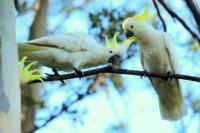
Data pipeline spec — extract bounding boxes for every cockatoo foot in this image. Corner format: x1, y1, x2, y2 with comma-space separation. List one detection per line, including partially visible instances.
141, 70, 148, 78
46, 68, 66, 85
74, 68, 84, 79
166, 71, 173, 80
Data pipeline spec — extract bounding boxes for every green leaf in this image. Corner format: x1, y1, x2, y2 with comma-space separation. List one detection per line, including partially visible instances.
18, 56, 43, 84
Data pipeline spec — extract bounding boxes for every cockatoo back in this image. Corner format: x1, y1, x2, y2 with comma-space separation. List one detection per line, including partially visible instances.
26, 32, 99, 51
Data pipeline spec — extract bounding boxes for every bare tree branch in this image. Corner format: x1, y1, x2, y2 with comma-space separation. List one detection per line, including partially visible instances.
28, 104, 67, 133
14, 0, 37, 15
152, 0, 167, 32
28, 65, 200, 132
157, 0, 200, 43
30, 65, 200, 83
14, 0, 28, 13
29, 87, 91, 133
14, 0, 21, 12
29, 0, 48, 39
184, 0, 200, 31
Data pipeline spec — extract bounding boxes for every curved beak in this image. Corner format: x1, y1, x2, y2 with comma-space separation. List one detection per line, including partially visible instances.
108, 55, 121, 65
124, 30, 134, 38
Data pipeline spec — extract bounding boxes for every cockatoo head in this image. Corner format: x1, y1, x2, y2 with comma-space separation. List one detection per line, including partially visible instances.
107, 45, 128, 65
122, 4, 155, 42
105, 32, 134, 65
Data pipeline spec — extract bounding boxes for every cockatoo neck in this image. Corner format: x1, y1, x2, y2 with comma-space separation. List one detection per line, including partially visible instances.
94, 46, 111, 64
137, 26, 160, 47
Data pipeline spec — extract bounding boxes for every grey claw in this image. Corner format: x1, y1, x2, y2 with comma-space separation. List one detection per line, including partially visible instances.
141, 70, 147, 78
74, 68, 84, 79
166, 71, 172, 80
46, 68, 66, 85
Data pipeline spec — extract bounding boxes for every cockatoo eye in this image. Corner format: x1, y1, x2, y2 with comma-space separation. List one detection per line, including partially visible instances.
130, 25, 134, 28
109, 50, 113, 53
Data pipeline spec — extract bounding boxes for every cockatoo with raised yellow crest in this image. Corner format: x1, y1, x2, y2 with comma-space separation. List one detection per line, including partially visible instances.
122, 5, 187, 121
19, 32, 133, 78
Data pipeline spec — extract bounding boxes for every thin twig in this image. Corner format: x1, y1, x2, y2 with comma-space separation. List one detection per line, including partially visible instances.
157, 0, 200, 43
29, 88, 91, 133
152, 0, 167, 32
184, 0, 200, 31
30, 65, 200, 83
28, 104, 67, 133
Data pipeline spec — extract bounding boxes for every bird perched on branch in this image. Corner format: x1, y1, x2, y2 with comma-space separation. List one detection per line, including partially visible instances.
122, 5, 187, 121
18, 32, 133, 79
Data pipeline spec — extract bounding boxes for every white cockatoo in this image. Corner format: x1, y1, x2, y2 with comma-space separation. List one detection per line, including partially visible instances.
122, 5, 187, 121
19, 32, 133, 78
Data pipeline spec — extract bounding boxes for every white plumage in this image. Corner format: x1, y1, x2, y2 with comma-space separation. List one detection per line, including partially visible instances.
122, 20, 187, 121
19, 32, 128, 72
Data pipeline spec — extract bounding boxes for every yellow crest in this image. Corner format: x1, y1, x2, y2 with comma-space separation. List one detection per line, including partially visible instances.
131, 4, 150, 22
105, 32, 136, 48
122, 37, 137, 46
105, 32, 120, 48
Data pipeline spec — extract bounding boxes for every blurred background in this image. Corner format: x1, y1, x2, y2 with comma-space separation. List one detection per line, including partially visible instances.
15, 0, 200, 133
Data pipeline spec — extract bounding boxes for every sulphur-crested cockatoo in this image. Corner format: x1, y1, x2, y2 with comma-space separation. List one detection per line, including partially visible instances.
122, 5, 187, 121
19, 32, 132, 77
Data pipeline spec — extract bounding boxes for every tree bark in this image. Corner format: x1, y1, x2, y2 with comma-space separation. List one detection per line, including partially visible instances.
29, 0, 48, 39
21, 0, 48, 132
0, 0, 20, 133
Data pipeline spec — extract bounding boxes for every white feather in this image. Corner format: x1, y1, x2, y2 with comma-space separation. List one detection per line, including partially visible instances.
122, 20, 187, 121
19, 32, 128, 71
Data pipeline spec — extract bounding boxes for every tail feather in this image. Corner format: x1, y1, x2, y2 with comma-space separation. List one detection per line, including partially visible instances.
151, 78, 187, 121
159, 97, 187, 121
18, 44, 46, 52
18, 44, 46, 59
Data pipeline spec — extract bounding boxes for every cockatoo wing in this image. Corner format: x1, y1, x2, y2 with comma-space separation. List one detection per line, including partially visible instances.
19, 33, 104, 71
139, 35, 187, 121
162, 32, 179, 73
18, 44, 47, 52
160, 33, 187, 120
139, 48, 146, 70
25, 33, 98, 52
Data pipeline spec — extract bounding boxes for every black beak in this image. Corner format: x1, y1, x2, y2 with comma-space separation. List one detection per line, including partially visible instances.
108, 55, 121, 65
125, 30, 134, 38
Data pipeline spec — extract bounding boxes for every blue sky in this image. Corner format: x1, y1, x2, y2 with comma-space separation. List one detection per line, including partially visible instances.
16, 0, 200, 133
